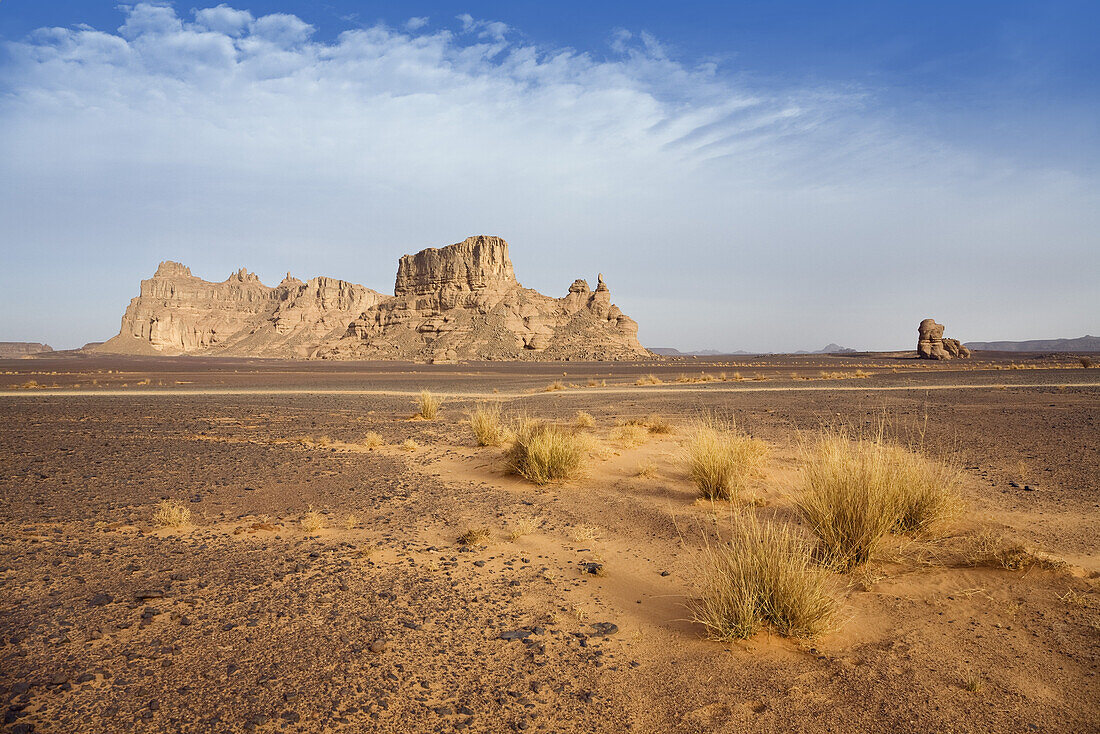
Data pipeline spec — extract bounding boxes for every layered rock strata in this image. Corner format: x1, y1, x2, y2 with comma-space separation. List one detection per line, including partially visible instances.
97, 236, 649, 361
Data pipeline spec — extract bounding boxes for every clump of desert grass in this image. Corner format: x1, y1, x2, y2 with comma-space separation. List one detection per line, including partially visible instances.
1080, 357, 1095, 369
505, 420, 593, 485
400, 438, 420, 451
635, 374, 663, 386
573, 411, 596, 428
684, 418, 769, 501
544, 380, 567, 392
507, 516, 539, 541
797, 428, 963, 570
634, 461, 658, 478
458, 527, 492, 546
609, 423, 649, 448
416, 390, 442, 420
468, 402, 510, 446
691, 512, 837, 641
962, 529, 1059, 571
344, 513, 359, 529
152, 499, 192, 528
619, 414, 673, 434
361, 431, 384, 448
300, 506, 325, 535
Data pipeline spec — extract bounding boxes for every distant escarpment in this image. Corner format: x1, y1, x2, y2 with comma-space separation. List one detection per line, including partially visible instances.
96, 236, 649, 361
964, 335, 1100, 353
0, 342, 53, 358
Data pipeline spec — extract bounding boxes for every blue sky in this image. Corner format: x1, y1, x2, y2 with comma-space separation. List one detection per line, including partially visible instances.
0, 1, 1097, 350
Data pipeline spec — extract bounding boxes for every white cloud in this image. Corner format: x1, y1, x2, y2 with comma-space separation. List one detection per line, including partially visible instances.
0, 3, 1096, 350
193, 4, 254, 36
405, 17, 429, 32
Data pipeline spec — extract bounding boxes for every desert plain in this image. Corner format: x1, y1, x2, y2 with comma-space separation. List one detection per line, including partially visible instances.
1, 352, 1097, 733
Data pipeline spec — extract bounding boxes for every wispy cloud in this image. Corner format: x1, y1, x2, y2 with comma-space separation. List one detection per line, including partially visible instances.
0, 3, 1095, 349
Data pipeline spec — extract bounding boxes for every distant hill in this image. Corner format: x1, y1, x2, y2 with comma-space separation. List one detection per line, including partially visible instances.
0, 342, 53, 358
792, 343, 857, 355
964, 335, 1100, 352
649, 347, 759, 356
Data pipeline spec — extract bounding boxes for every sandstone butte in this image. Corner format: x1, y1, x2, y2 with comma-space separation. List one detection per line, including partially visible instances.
917, 318, 971, 360
94, 236, 650, 362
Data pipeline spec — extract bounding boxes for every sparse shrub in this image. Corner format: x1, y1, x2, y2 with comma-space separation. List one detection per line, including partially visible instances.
573, 411, 596, 428
1080, 357, 1095, 369
506, 421, 592, 485
362, 431, 384, 448
635, 374, 663, 386
610, 423, 649, 447
798, 431, 963, 570
963, 530, 1052, 571
416, 390, 442, 420
152, 499, 192, 528
401, 438, 419, 451
692, 513, 837, 641
458, 527, 491, 546
544, 381, 567, 392
964, 669, 984, 693
571, 525, 599, 544
643, 413, 672, 434
344, 513, 359, 529
300, 506, 324, 534
468, 402, 508, 446
507, 517, 539, 541
685, 419, 769, 500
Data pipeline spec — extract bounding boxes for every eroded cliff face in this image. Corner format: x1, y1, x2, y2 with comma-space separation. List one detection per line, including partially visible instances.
97, 264, 384, 358
917, 318, 971, 360
97, 236, 649, 361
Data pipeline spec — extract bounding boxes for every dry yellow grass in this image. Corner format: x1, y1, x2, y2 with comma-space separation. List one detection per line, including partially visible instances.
635, 461, 658, 478
468, 402, 509, 446
416, 390, 442, 420
300, 507, 325, 534
506, 421, 592, 485
692, 512, 837, 641
344, 513, 359, 529
963, 530, 1057, 571
458, 527, 492, 546
635, 374, 663, 386
544, 381, 567, 392
609, 423, 649, 448
685, 419, 769, 500
152, 499, 192, 528
570, 524, 600, 544
798, 430, 963, 570
573, 411, 596, 428
361, 431, 384, 448
400, 438, 420, 451
507, 516, 539, 541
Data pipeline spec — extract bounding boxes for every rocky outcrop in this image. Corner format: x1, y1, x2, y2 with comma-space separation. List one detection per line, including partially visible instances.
97, 236, 649, 361
917, 319, 971, 360
0, 342, 53, 358
322, 237, 647, 361
96, 263, 384, 358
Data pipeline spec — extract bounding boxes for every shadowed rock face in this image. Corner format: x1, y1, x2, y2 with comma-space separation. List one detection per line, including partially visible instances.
96, 236, 649, 361
918, 318, 971, 360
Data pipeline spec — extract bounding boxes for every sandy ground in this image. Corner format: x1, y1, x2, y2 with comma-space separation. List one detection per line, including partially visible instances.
1, 354, 1097, 733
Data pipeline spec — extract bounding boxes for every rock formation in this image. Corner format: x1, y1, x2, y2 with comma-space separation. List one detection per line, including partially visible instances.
0, 342, 53, 358
97, 236, 649, 361
917, 318, 971, 360
96, 263, 384, 358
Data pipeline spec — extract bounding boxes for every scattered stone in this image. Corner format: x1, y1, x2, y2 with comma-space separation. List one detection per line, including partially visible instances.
369, 639, 388, 654
134, 590, 164, 601
88, 593, 114, 607
499, 630, 533, 641
590, 622, 619, 637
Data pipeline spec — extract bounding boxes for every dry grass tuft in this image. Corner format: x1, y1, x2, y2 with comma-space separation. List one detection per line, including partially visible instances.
300, 506, 325, 534
635, 374, 663, 386
798, 430, 964, 570
506, 421, 592, 485
507, 517, 539, 541
416, 390, 442, 420
692, 513, 837, 641
685, 419, 769, 500
610, 423, 649, 448
458, 527, 492, 546
963, 530, 1057, 571
573, 411, 596, 428
468, 402, 509, 446
635, 461, 658, 478
544, 381, 567, 392
361, 431, 384, 448
570, 525, 600, 545
152, 499, 192, 528
963, 669, 984, 693
400, 438, 420, 451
